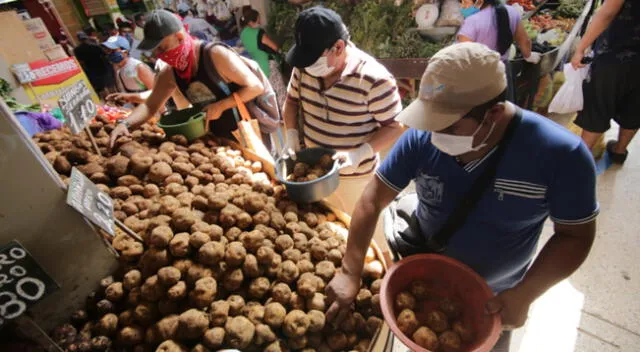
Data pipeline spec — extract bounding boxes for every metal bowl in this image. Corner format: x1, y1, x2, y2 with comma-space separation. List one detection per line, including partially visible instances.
275, 147, 340, 204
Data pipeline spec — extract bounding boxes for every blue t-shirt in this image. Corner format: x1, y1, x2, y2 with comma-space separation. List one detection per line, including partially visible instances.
377, 110, 599, 293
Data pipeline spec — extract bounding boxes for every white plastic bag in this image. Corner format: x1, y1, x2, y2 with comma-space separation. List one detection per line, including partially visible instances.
548, 63, 589, 114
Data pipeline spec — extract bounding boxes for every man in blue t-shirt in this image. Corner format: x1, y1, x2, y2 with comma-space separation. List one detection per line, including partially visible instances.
325, 43, 598, 349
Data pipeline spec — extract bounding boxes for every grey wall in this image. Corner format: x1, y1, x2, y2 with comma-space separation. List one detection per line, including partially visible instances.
0, 99, 118, 333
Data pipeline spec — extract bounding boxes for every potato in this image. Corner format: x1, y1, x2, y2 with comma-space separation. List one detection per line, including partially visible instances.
306, 292, 326, 311
310, 241, 328, 261
439, 297, 463, 320
269, 211, 286, 230
94, 313, 118, 336
413, 326, 439, 350
126, 288, 142, 307
140, 275, 164, 302
315, 261, 336, 282
172, 208, 197, 232
117, 325, 144, 346
223, 268, 244, 291
148, 162, 172, 183
248, 277, 270, 299
169, 232, 191, 257
178, 309, 209, 339
90, 336, 112, 351
225, 226, 242, 241
242, 254, 261, 278
277, 260, 299, 284
242, 229, 265, 253
256, 246, 276, 265
326, 331, 348, 351
425, 310, 449, 333
150, 225, 174, 249
142, 184, 160, 198
363, 260, 384, 280
297, 273, 323, 298
222, 316, 255, 350
283, 248, 302, 263
225, 241, 247, 267
270, 283, 292, 305
111, 186, 132, 200
189, 231, 210, 249
366, 316, 383, 337
203, 327, 225, 349
409, 280, 430, 300
157, 340, 187, 352
158, 266, 181, 287
139, 248, 171, 278
210, 300, 230, 326
105, 282, 124, 302
370, 279, 382, 295
452, 321, 474, 343
296, 259, 314, 274
371, 294, 382, 315
106, 155, 130, 178
282, 309, 309, 338
254, 323, 276, 345
198, 241, 225, 266
307, 310, 325, 332
189, 277, 218, 308
275, 235, 294, 252
227, 295, 245, 316
186, 264, 213, 286
130, 153, 153, 176
396, 309, 419, 336
264, 340, 288, 352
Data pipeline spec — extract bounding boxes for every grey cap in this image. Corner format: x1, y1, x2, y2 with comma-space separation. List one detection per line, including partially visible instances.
137, 10, 183, 51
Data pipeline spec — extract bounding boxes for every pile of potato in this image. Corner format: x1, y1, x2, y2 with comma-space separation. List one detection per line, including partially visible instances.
286, 155, 334, 183
38, 116, 385, 352
394, 281, 474, 351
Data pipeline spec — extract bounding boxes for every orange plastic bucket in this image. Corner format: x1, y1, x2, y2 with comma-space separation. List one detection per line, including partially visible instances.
380, 254, 502, 351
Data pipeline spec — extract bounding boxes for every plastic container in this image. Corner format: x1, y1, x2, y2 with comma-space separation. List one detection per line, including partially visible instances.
275, 147, 340, 204
380, 254, 501, 352
157, 107, 207, 141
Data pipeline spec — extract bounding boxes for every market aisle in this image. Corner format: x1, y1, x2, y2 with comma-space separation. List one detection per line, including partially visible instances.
511, 122, 640, 352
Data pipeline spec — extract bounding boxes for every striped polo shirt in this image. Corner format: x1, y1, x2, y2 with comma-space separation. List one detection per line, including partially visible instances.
286, 46, 402, 176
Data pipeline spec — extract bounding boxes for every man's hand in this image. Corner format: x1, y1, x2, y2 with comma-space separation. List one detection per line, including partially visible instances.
325, 268, 361, 327
333, 143, 374, 174
109, 123, 130, 150
485, 287, 534, 330
106, 92, 138, 104
204, 101, 226, 121
571, 50, 586, 70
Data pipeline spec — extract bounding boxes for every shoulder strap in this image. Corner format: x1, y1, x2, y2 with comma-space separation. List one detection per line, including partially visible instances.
429, 109, 523, 252
201, 42, 233, 96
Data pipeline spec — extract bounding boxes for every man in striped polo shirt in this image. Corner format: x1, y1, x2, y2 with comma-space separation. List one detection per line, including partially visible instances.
283, 6, 404, 214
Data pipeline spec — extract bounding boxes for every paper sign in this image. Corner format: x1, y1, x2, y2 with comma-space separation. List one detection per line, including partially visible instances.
59, 80, 97, 134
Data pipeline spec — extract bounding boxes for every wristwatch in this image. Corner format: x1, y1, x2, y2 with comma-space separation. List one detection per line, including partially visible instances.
117, 119, 131, 129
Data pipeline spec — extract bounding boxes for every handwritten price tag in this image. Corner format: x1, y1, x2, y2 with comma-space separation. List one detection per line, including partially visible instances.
59, 80, 97, 134
0, 241, 59, 326
66, 168, 115, 236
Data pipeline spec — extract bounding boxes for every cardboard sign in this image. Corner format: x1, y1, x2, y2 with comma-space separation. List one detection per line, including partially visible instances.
23, 18, 56, 51
66, 168, 115, 236
0, 241, 59, 327
11, 63, 36, 84
59, 81, 97, 134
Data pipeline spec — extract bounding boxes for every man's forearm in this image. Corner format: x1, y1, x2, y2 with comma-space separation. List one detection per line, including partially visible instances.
368, 121, 404, 153
513, 223, 595, 301
341, 191, 384, 276
577, 4, 620, 53
125, 103, 153, 128
283, 100, 299, 130
219, 84, 264, 111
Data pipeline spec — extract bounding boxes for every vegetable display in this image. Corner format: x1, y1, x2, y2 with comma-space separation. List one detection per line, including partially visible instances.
38, 116, 386, 351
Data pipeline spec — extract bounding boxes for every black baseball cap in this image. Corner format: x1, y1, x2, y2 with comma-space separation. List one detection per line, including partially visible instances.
286, 7, 347, 68
137, 10, 184, 51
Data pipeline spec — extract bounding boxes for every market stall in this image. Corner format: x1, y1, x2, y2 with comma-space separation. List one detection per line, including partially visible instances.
268, 0, 593, 107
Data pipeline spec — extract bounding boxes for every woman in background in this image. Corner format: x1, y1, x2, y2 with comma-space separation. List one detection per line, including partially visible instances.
457, 0, 539, 100
239, 7, 286, 107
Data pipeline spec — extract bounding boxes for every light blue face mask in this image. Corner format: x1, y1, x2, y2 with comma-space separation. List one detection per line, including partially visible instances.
461, 3, 481, 18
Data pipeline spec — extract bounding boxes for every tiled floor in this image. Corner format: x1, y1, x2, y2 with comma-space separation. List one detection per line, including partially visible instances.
378, 116, 640, 351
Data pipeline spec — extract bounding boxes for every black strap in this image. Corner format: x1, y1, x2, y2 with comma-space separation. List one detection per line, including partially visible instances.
429, 109, 523, 252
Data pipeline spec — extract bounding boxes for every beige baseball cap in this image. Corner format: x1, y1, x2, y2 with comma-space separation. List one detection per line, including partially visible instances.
397, 42, 507, 131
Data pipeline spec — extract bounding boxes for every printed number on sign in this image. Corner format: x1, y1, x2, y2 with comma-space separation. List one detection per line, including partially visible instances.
0, 254, 15, 270
16, 277, 46, 301
0, 292, 26, 320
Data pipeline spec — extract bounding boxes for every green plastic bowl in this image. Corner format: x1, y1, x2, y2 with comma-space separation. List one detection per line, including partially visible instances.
157, 107, 207, 141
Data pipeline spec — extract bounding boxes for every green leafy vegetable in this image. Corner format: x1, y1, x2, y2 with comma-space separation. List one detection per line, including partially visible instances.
0, 78, 40, 112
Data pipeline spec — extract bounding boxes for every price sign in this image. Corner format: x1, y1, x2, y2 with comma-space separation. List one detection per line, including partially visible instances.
0, 241, 59, 326
59, 80, 97, 134
11, 63, 36, 84
66, 168, 115, 236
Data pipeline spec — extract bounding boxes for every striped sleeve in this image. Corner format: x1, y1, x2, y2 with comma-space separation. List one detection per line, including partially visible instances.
368, 77, 402, 125
286, 68, 301, 103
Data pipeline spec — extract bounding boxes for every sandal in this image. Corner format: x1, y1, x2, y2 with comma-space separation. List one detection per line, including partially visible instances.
606, 140, 628, 164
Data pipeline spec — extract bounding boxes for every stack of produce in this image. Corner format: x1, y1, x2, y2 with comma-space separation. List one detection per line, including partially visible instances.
36, 117, 386, 352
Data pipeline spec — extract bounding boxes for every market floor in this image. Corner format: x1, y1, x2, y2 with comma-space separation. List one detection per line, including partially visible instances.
378, 116, 640, 352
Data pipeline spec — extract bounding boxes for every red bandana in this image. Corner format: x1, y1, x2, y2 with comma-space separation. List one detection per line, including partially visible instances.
158, 34, 195, 82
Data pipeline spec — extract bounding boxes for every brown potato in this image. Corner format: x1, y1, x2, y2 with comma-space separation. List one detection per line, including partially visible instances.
156, 340, 187, 352
283, 309, 309, 338
264, 302, 286, 328
425, 310, 449, 333
452, 321, 474, 343
123, 270, 142, 290
225, 242, 247, 267
105, 282, 124, 302
169, 233, 191, 257
306, 292, 326, 311
253, 323, 277, 345
396, 309, 419, 336
210, 300, 230, 326
248, 277, 270, 299
140, 275, 164, 302
227, 295, 245, 316
167, 281, 187, 301
189, 277, 218, 309
150, 226, 174, 249
439, 330, 462, 352
270, 283, 292, 305
307, 310, 325, 332
315, 261, 336, 282
413, 326, 439, 350
242, 254, 261, 278
224, 316, 255, 349
223, 268, 244, 291
148, 161, 172, 184
177, 309, 209, 339
277, 260, 299, 284
203, 327, 225, 349
117, 325, 145, 346
395, 291, 416, 311
439, 297, 463, 320
197, 241, 225, 266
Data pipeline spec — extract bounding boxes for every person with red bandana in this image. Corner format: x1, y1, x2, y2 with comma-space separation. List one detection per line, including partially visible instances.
108, 9, 265, 148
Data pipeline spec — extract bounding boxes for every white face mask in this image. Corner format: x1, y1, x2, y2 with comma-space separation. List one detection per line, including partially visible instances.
305, 55, 334, 77
431, 116, 496, 156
